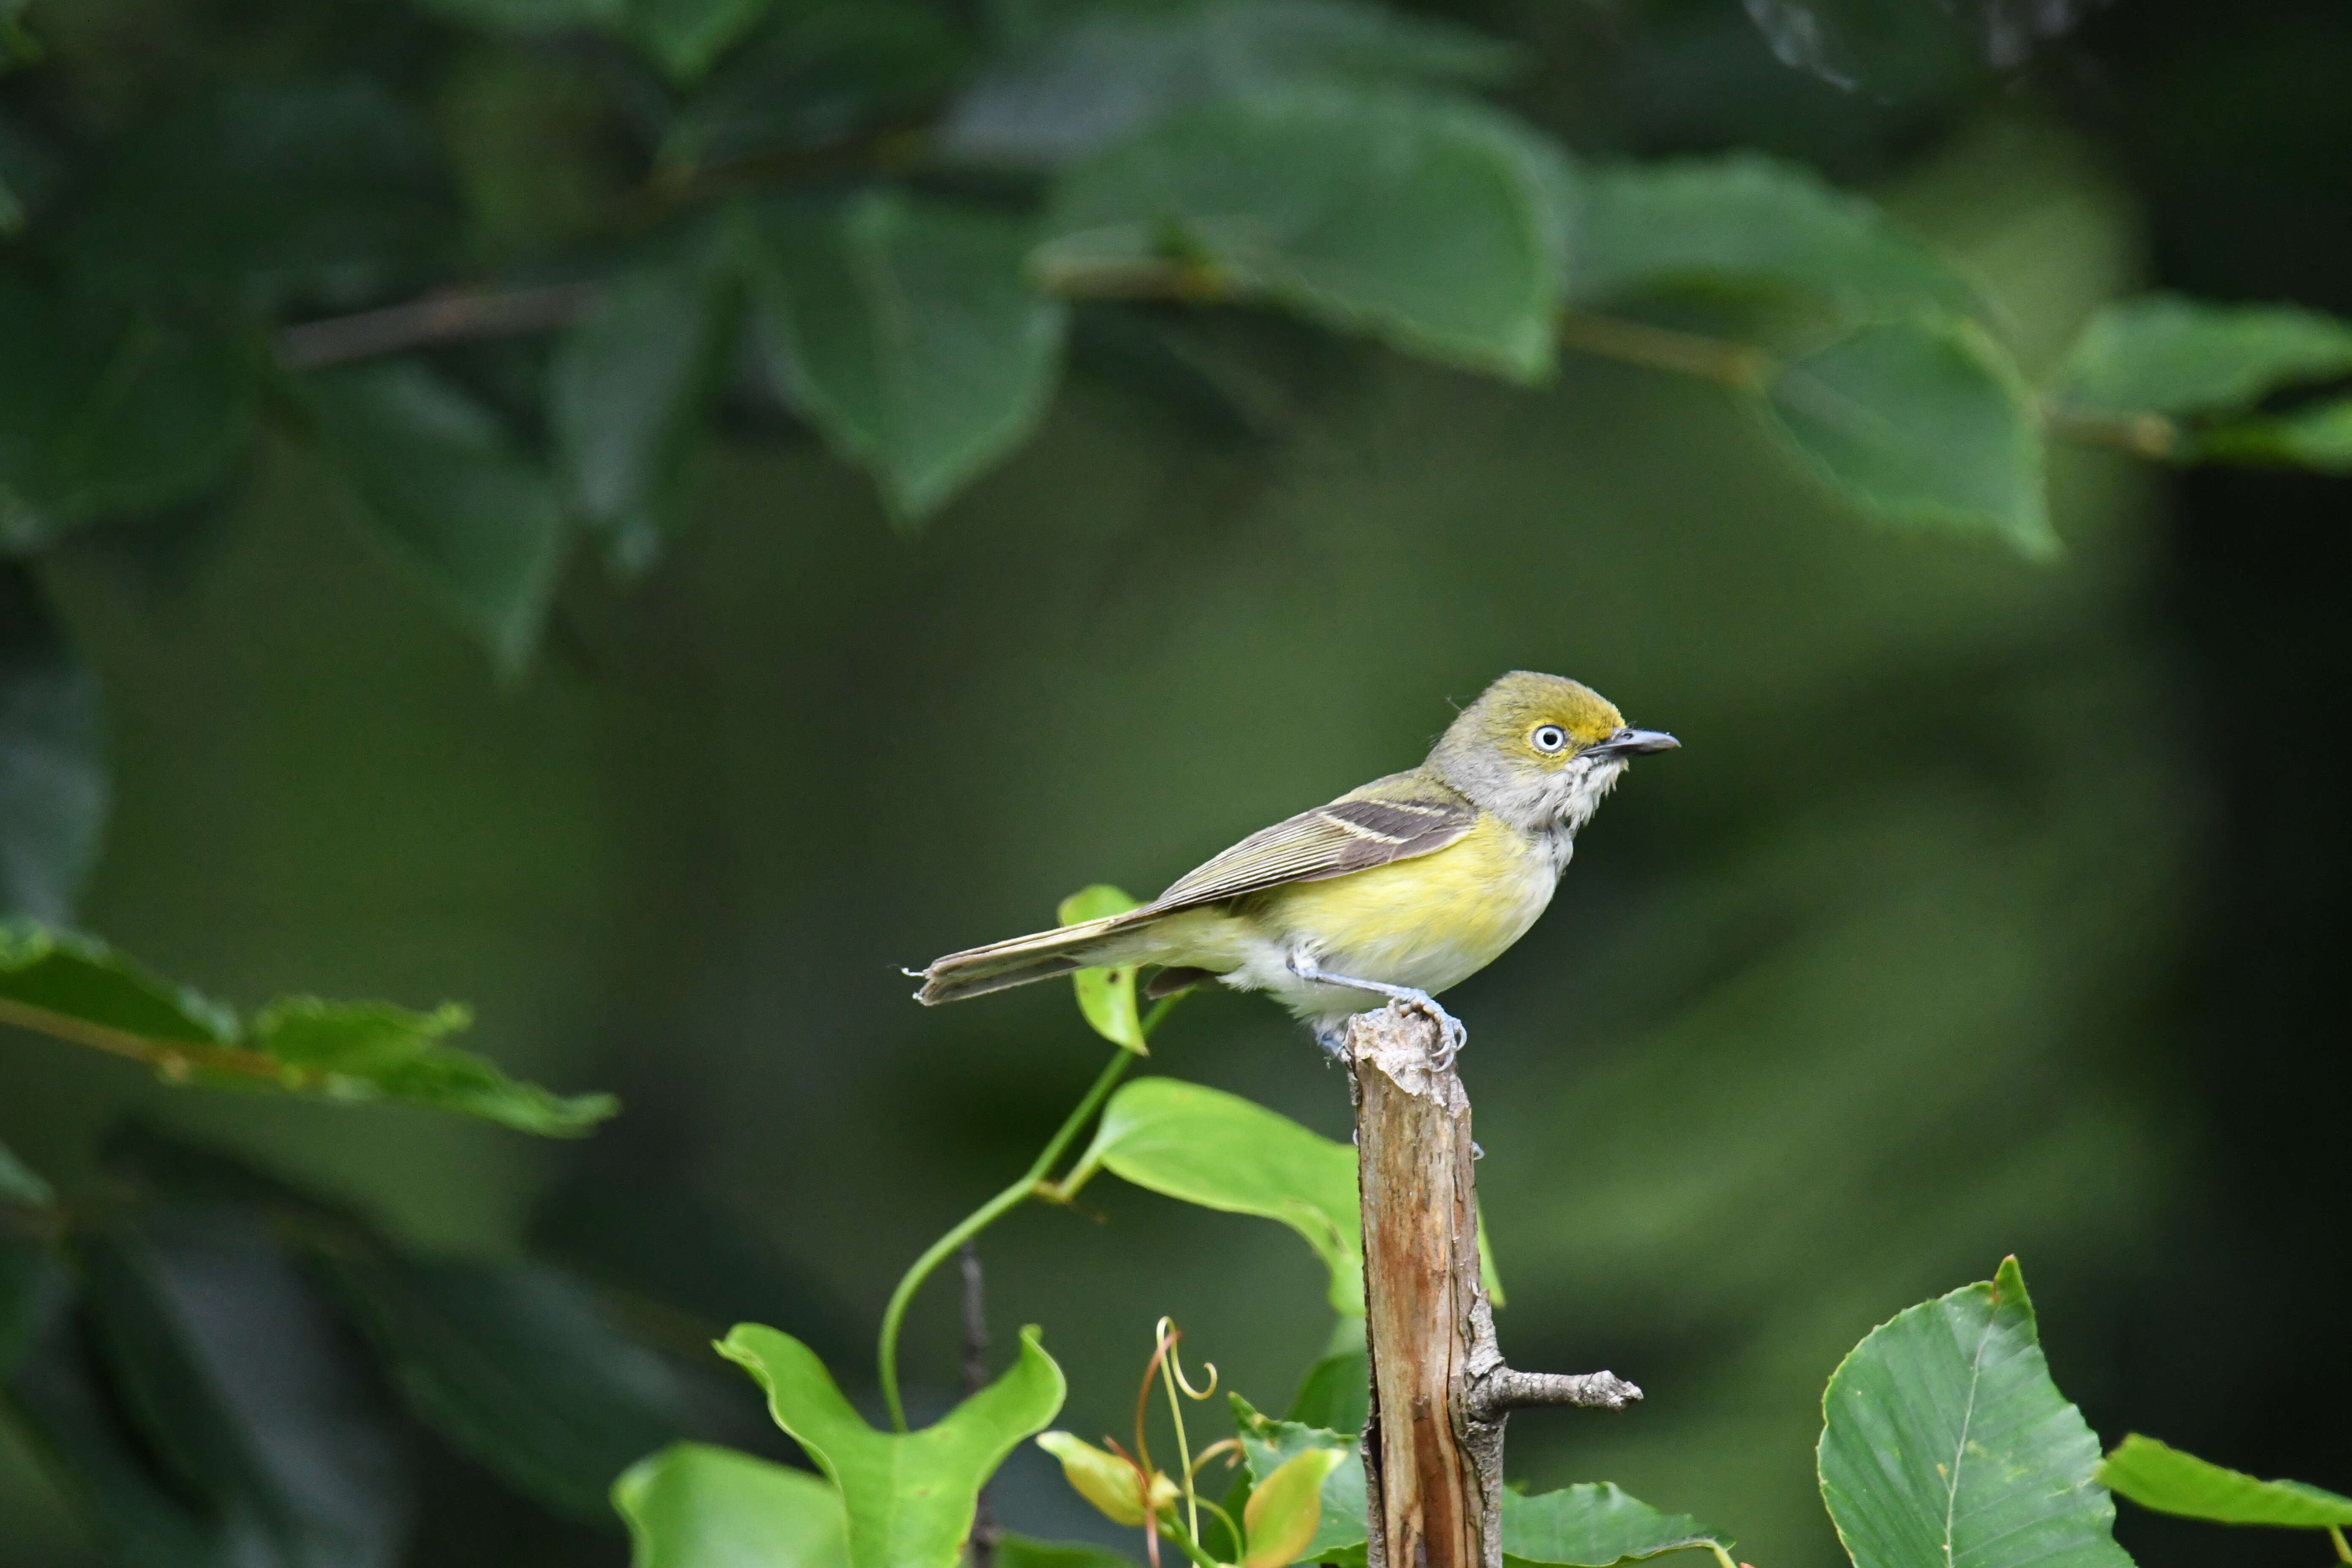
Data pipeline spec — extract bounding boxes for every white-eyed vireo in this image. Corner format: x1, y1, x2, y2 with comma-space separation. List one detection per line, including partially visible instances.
915, 672, 1677, 1058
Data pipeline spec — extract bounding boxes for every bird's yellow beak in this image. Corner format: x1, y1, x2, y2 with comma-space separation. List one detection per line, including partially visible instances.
1585, 727, 1680, 759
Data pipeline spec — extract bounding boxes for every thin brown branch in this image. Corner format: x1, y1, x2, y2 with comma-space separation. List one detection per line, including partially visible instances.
1468, 1366, 1642, 1421
277, 282, 602, 370
0, 996, 287, 1084
961, 1241, 1000, 1568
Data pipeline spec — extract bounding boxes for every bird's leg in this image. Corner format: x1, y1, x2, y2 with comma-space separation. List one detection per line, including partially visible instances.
1286, 955, 1468, 1069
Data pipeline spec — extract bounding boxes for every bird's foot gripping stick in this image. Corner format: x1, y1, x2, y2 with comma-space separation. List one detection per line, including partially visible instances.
1289, 955, 1470, 1070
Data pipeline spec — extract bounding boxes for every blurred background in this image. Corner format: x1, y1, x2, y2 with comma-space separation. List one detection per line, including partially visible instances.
3, 1, 2349, 1566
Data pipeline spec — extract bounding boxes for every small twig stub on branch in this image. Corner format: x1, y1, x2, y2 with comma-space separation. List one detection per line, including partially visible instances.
1349, 1003, 1640, 1568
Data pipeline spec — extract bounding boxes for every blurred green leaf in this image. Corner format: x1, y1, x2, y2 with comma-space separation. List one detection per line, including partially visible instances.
630, 0, 776, 81
0, 565, 106, 923
1042, 85, 1563, 383
1500, 1486, 1730, 1567
2052, 294, 2352, 418
660, 3, 967, 172
0, 286, 256, 548
1818, 1256, 2129, 1568
328, 1257, 686, 1521
1285, 1348, 1367, 1435
1759, 314, 2052, 553
5, 1289, 241, 1568
0, 1135, 49, 1205
416, 0, 626, 33
1244, 1445, 1345, 1567
1566, 153, 1985, 322
61, 81, 452, 312
0, 1234, 55, 1376
75, 1216, 414, 1568
550, 253, 736, 573
0, 922, 617, 1134
996, 1538, 1141, 1568
1057, 883, 1146, 1052
719, 1321, 1065, 1568
243, 997, 618, 1134
1231, 1395, 1366, 1566
300, 359, 569, 677
614, 1441, 848, 1568
2096, 1434, 2352, 1529
2201, 397, 2352, 471
939, 0, 1519, 169
1071, 1077, 1504, 1315
750, 192, 1067, 523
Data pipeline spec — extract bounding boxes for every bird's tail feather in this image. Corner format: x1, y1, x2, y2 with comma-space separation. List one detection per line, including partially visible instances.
914, 908, 1160, 1005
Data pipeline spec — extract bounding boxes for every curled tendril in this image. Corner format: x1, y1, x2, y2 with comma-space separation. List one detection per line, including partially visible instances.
1155, 1317, 1219, 1400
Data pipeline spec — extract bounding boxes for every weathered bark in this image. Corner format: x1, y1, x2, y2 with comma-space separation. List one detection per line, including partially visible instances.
1350, 1006, 1642, 1568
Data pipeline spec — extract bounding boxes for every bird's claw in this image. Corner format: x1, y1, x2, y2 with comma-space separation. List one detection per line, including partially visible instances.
1391, 991, 1467, 1073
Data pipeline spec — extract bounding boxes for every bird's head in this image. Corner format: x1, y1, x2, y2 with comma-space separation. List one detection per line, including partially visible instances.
1428, 670, 1679, 834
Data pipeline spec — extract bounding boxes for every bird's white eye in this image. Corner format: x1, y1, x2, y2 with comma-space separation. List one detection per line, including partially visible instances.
1531, 724, 1569, 754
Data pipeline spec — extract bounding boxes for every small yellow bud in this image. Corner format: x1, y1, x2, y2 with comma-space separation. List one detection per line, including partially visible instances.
1036, 1431, 1179, 1527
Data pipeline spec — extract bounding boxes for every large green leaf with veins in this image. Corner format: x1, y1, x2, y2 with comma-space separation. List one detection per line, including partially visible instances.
1818, 1257, 2130, 1568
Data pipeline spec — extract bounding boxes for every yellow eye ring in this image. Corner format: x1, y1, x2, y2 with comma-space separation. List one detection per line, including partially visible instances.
1530, 724, 1568, 754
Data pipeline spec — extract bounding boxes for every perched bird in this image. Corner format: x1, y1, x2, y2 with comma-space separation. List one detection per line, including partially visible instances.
914, 672, 1677, 1059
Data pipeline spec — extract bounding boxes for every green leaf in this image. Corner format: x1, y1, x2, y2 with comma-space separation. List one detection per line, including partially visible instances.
0, 566, 106, 923
996, 1538, 1141, 1568
1818, 1256, 2130, 1568
72, 1217, 414, 1568
1500, 1486, 1731, 1567
1057, 883, 1146, 1052
1245, 1446, 1346, 1567
749, 192, 1067, 523
0, 285, 255, 548
657, 3, 967, 174
300, 359, 569, 677
2096, 1434, 2352, 1530
1072, 1077, 1503, 1315
614, 1441, 849, 1568
0, 921, 617, 1134
1759, 315, 2053, 554
417, 0, 627, 32
1565, 153, 1985, 322
1285, 1348, 1368, 1436
550, 253, 734, 572
939, 0, 1519, 169
4, 1283, 242, 1568
60, 80, 453, 312
0, 1135, 49, 1205
328, 1257, 686, 1520
1231, 1396, 1367, 1566
2052, 294, 2352, 418
629, 0, 775, 82
0, 1234, 56, 1375
2201, 397, 2352, 471
720, 1322, 1065, 1568
1041, 85, 1564, 383
243, 997, 618, 1135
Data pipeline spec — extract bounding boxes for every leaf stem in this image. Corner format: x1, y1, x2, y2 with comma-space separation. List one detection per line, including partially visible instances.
1154, 1511, 1224, 1568
0, 996, 287, 1085
2328, 1525, 2350, 1564
1554, 310, 1772, 389
877, 1043, 1138, 1431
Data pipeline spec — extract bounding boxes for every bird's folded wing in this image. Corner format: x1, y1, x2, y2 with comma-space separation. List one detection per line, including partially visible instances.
1150, 780, 1477, 909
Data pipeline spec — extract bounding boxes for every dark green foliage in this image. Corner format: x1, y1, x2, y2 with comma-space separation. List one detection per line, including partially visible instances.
0, 566, 105, 922
2097, 1435, 2352, 1530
